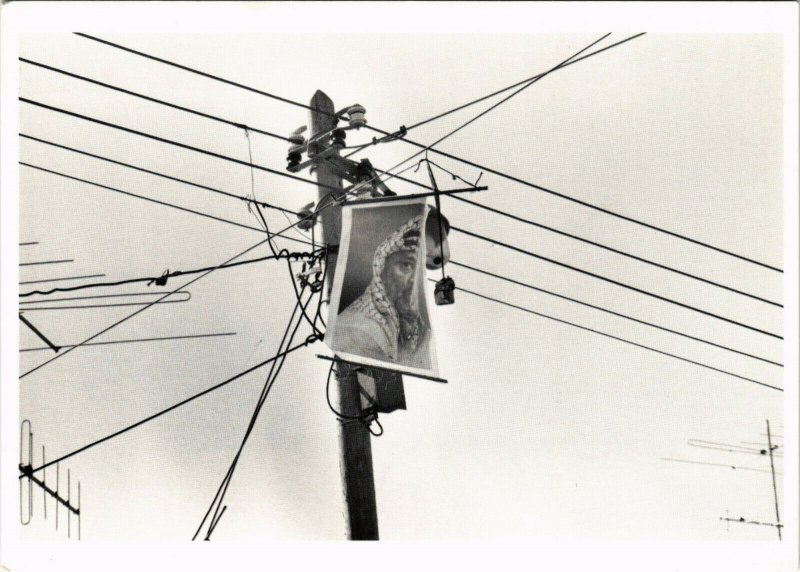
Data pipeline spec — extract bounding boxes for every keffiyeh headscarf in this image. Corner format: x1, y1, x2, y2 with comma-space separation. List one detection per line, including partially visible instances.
346, 214, 424, 360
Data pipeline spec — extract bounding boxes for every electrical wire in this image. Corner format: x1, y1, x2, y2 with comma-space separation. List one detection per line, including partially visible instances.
194, 284, 317, 540
450, 260, 781, 367
20, 57, 290, 142
325, 362, 371, 421
20, 259, 74, 267
195, 295, 306, 540
21, 134, 300, 216
20, 250, 320, 298
448, 195, 780, 307
20, 162, 314, 248
19, 97, 340, 194
368, 161, 780, 307
18, 298, 191, 312
20, 332, 236, 353
18, 215, 296, 379
70, 32, 782, 272
74, 33, 338, 119
402, 35, 630, 133
242, 127, 307, 242
27, 44, 778, 303
23, 333, 322, 477
365, 33, 617, 194
20, 273, 106, 286
445, 281, 782, 392
451, 226, 781, 339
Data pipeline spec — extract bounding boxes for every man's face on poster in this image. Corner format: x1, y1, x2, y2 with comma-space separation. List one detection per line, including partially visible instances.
381, 250, 417, 315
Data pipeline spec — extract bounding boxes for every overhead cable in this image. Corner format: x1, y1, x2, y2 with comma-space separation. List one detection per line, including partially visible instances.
452, 226, 781, 339
20, 273, 106, 286
70, 32, 780, 272
19, 98, 337, 194
20, 332, 237, 353
20, 162, 312, 248
21, 334, 322, 476
451, 260, 781, 367
19, 58, 289, 142
448, 281, 782, 392
368, 33, 619, 191
383, 161, 779, 307
20, 250, 318, 299
21, 134, 299, 216
449, 195, 780, 307
19, 220, 284, 379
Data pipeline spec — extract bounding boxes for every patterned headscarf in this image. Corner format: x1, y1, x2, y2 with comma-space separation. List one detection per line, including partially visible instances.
345, 214, 425, 360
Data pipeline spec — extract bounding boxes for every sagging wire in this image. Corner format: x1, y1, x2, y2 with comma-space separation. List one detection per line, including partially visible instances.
418, 154, 457, 304
324, 361, 384, 437
243, 127, 307, 245
194, 283, 317, 541
19, 249, 322, 298
286, 255, 327, 339
425, 157, 483, 189
424, 154, 448, 282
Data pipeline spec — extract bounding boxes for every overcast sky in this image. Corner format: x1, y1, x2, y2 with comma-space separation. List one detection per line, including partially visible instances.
2, 3, 798, 572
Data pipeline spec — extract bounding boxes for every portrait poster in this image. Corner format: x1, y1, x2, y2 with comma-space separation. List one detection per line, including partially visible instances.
325, 198, 439, 378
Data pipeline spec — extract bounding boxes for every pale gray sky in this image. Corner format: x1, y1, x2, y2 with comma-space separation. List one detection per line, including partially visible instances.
2, 3, 798, 572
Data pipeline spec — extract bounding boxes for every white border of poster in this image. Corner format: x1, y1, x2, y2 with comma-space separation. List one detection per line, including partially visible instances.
325, 197, 440, 379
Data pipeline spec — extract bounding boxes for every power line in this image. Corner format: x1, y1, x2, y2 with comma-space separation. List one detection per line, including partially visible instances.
22, 155, 360, 312
18, 160, 338, 379
22, 335, 321, 476
19, 223, 281, 379
17, 298, 191, 312
19, 98, 339, 194
20, 162, 312, 248
21, 134, 300, 217
74, 33, 335, 118
451, 260, 781, 367
452, 226, 781, 340
361, 163, 780, 308
20, 290, 191, 311
403, 34, 636, 133
370, 33, 619, 192
20, 332, 236, 353
447, 281, 782, 392
20, 273, 106, 286
70, 32, 782, 273
448, 195, 781, 307
20, 252, 319, 299
20, 259, 74, 267
194, 283, 314, 540
405, 147, 781, 273
20, 58, 289, 142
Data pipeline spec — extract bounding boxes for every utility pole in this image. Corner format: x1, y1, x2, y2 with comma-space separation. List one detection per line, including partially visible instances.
309, 90, 379, 540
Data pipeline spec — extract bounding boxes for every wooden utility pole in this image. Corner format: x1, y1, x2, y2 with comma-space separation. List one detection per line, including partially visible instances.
309, 90, 379, 540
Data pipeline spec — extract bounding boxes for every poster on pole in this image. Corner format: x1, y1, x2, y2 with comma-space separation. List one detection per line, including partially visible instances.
326, 197, 439, 378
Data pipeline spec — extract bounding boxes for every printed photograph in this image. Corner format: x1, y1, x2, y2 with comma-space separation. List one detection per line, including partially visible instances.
326, 199, 438, 376
0, 3, 797, 572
